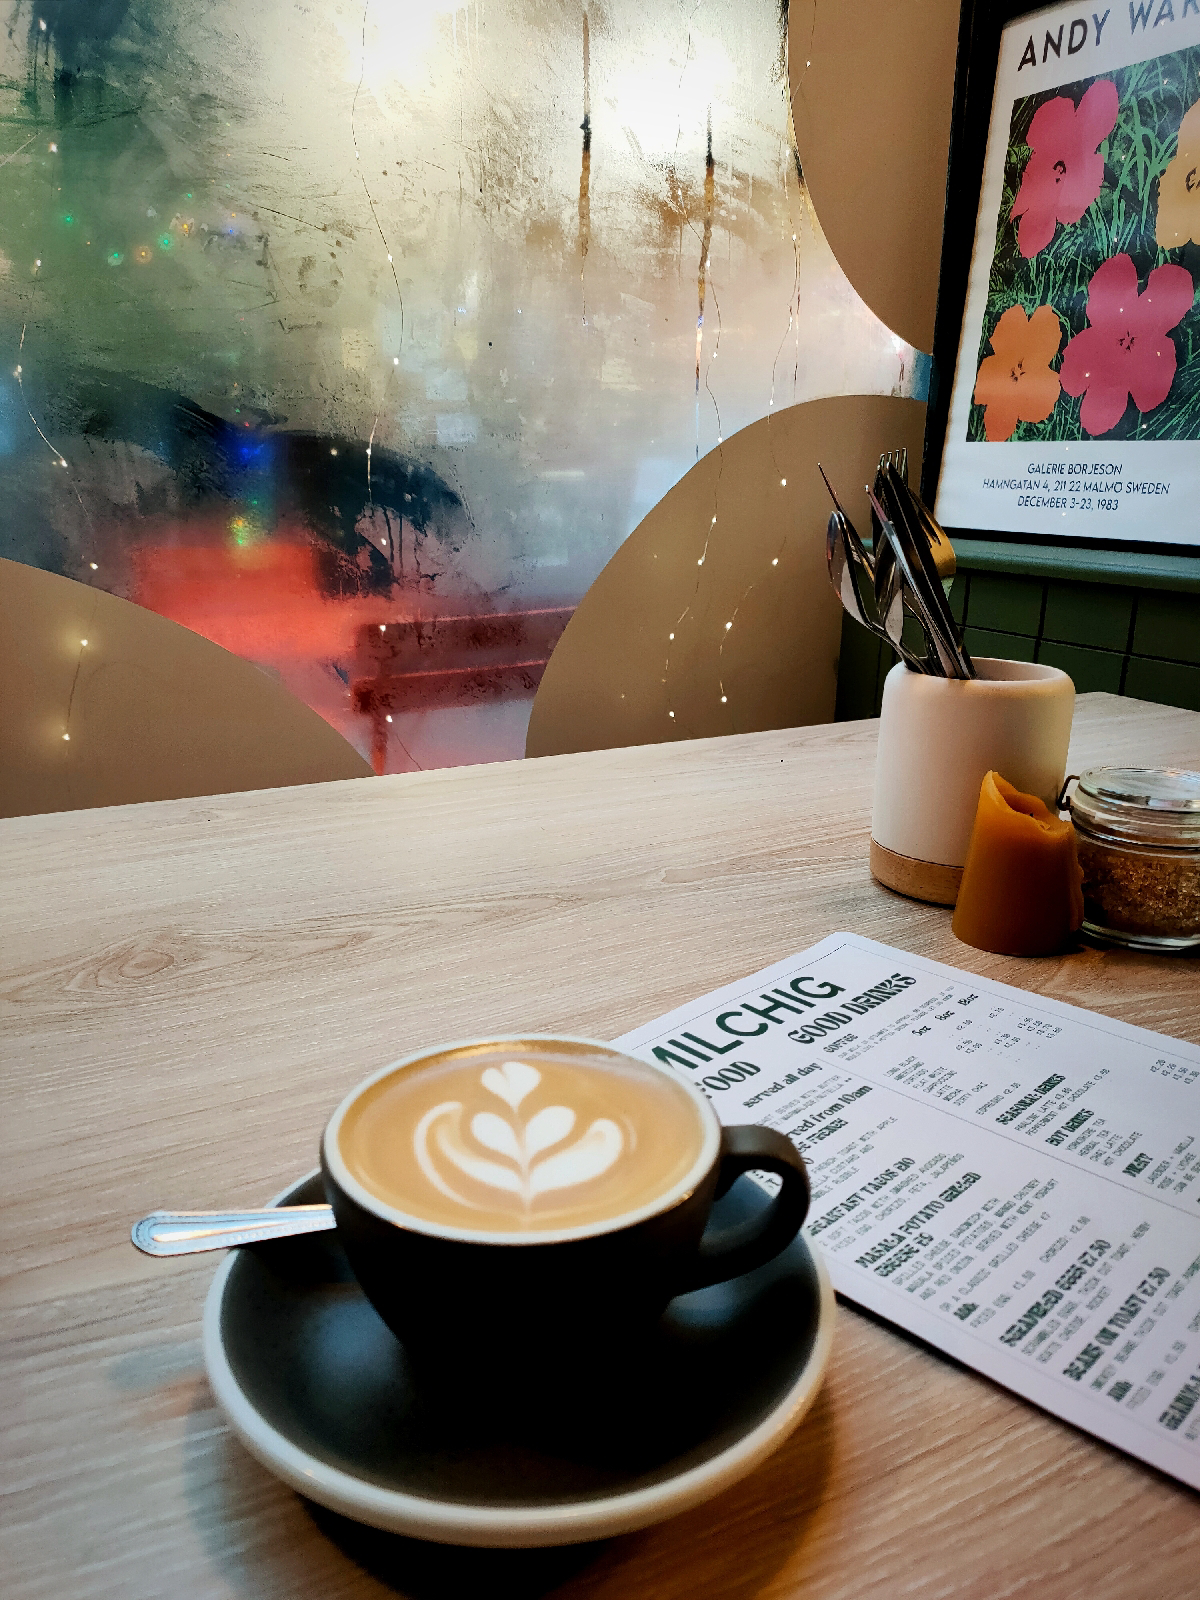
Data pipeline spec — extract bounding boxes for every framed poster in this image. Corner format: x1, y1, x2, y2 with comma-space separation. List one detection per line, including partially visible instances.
927, 0, 1200, 551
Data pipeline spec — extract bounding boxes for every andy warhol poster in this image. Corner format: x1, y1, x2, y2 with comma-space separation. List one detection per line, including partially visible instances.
936, 0, 1200, 546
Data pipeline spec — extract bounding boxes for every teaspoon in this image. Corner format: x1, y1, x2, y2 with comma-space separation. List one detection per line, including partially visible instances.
132, 1205, 336, 1257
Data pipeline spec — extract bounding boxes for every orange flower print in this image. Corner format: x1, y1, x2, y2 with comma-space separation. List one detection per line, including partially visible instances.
1156, 99, 1200, 249
973, 304, 1063, 442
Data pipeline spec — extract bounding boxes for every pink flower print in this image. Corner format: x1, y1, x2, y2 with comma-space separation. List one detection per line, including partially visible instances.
1059, 254, 1195, 436
1010, 79, 1119, 258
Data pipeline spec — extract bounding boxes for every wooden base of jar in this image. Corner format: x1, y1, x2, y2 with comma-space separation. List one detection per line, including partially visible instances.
869, 838, 963, 907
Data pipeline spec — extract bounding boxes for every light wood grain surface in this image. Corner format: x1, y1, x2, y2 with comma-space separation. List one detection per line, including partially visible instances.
2, 692, 1198, 1600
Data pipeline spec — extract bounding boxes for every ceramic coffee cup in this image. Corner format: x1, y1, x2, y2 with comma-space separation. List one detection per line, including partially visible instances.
320, 1035, 810, 1367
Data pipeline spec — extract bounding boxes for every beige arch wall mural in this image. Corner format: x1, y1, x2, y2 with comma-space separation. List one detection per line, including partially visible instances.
788, 0, 963, 355
526, 396, 928, 757
0, 559, 370, 818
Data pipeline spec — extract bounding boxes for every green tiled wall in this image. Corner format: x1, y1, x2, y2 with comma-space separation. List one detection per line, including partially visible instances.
834, 569, 1200, 721
1133, 593, 1200, 664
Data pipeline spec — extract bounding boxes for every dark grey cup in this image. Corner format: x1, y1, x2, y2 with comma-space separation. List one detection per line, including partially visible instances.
319, 1038, 810, 1372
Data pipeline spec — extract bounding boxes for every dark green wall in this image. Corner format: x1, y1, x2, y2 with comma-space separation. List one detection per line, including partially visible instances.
833, 545, 1200, 722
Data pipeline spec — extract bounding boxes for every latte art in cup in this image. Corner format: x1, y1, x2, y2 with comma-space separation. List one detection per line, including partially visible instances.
335, 1040, 714, 1237
321, 1035, 810, 1364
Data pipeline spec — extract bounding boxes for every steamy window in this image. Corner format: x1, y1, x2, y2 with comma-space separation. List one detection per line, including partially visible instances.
1, 0, 916, 771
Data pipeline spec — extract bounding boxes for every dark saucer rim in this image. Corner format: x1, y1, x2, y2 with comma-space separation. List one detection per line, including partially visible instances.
202, 1168, 836, 1548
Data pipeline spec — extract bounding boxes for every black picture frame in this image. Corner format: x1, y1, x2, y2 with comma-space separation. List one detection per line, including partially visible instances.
921, 0, 1200, 559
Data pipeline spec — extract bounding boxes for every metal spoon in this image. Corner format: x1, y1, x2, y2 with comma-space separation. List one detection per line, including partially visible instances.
819, 463, 876, 618
866, 486, 962, 678
880, 467, 963, 631
869, 462, 901, 650
878, 469, 975, 680
869, 457, 943, 674
132, 1205, 335, 1256
819, 465, 927, 672
818, 465, 874, 573
873, 537, 919, 669
825, 506, 879, 628
826, 507, 866, 618
877, 450, 959, 601
826, 510, 928, 673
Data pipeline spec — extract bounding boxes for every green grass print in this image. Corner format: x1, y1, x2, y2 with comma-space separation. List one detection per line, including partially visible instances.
969, 47, 1200, 443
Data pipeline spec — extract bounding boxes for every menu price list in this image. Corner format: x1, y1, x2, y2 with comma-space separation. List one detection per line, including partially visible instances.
616, 934, 1200, 1489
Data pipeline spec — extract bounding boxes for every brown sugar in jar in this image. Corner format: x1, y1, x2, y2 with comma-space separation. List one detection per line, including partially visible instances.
1068, 768, 1200, 953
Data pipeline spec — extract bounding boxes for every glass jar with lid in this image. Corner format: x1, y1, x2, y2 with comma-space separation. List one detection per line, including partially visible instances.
1066, 768, 1200, 952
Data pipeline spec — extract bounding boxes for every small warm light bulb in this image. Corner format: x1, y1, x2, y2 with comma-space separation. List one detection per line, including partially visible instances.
330, 447, 338, 455
80, 638, 87, 646
385, 714, 393, 722
697, 557, 704, 566
387, 253, 393, 261
393, 356, 399, 364
668, 710, 675, 718
711, 516, 717, 524
89, 561, 98, 570
668, 632, 674, 640
62, 732, 69, 740
720, 695, 727, 703
772, 557, 779, 566
49, 142, 57, 153
725, 621, 732, 630
379, 624, 386, 632
780, 478, 786, 486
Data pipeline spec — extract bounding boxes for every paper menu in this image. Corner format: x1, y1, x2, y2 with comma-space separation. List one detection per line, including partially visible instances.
614, 933, 1200, 1490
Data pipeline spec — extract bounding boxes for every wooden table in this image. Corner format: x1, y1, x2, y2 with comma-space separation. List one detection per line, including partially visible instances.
3, 692, 1198, 1600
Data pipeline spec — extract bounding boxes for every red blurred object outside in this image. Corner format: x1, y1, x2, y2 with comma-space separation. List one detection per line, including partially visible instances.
129, 538, 573, 773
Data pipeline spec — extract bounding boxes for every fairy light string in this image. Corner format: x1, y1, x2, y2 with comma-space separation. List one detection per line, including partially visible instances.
351, 0, 406, 505
14, 324, 99, 573
14, 325, 68, 469
708, 67, 811, 718
345, 0, 426, 775
15, 320, 102, 749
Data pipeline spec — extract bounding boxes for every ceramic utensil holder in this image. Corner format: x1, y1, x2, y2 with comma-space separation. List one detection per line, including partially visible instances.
870, 659, 1075, 906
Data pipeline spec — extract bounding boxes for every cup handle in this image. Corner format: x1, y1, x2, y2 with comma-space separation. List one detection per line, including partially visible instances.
675, 1125, 811, 1293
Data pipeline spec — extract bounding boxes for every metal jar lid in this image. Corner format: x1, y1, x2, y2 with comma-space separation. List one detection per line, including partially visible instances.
1068, 767, 1200, 850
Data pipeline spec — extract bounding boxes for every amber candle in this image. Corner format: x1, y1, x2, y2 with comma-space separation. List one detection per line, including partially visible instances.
952, 771, 1084, 956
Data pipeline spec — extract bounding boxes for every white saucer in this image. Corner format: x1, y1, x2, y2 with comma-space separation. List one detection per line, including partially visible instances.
203, 1170, 835, 1548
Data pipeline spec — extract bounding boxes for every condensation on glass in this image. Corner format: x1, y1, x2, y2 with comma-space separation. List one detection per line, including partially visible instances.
0, 0, 919, 771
